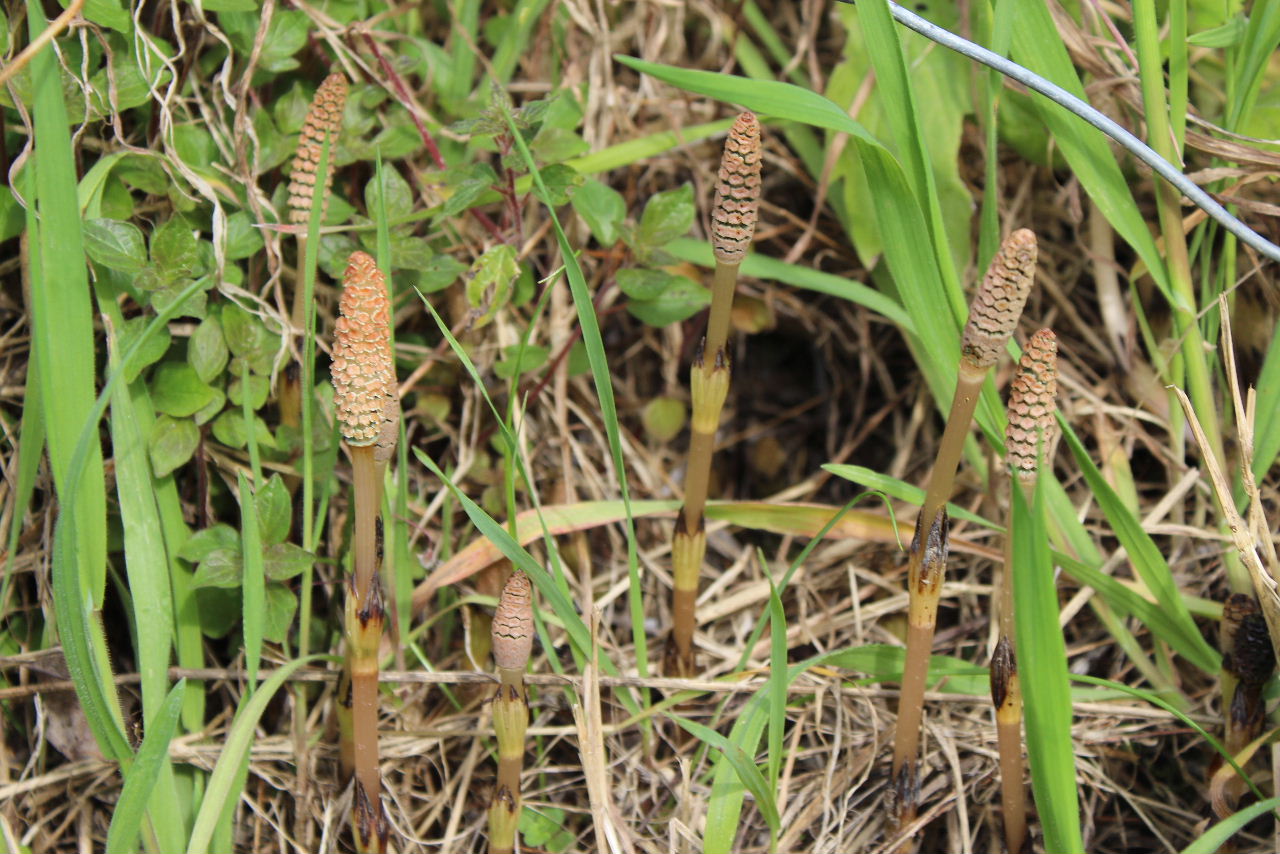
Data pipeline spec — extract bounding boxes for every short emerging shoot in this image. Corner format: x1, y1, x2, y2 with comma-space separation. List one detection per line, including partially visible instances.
891, 229, 1036, 842
667, 111, 761, 678
488, 571, 534, 854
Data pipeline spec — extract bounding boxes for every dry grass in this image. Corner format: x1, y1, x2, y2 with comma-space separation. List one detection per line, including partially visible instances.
1, 1, 1278, 853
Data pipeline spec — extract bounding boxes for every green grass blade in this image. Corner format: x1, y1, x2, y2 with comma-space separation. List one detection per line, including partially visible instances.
106, 681, 186, 854
854, 0, 964, 314
26, 2, 109, 606
1251, 321, 1280, 484
237, 469, 264, 688
664, 237, 914, 332
413, 448, 595, 668
1059, 424, 1218, 672
1181, 797, 1280, 854
1224, 1, 1280, 131
765, 573, 786, 818
823, 464, 998, 528
185, 655, 328, 854
502, 104, 650, 683
1012, 475, 1082, 854
1008, 1, 1174, 304
1070, 674, 1259, 800
106, 322, 175, 723
673, 716, 781, 839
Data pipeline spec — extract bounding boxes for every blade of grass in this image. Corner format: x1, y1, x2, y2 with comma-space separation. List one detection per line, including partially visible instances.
502, 102, 650, 686
27, 1, 108, 606
1012, 473, 1082, 854
106, 681, 186, 854
1181, 797, 1280, 854
185, 655, 329, 854
765, 575, 786, 850
238, 469, 265, 688
1059, 424, 1218, 671
672, 716, 781, 839
664, 237, 914, 332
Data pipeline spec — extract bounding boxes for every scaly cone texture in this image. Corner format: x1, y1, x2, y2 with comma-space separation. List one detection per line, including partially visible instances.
287, 72, 348, 225
668, 112, 762, 679
488, 572, 533, 854
961, 228, 1037, 378
333, 251, 399, 453
1005, 328, 1059, 481
710, 111, 762, 264
492, 571, 534, 681
891, 229, 1037, 848
991, 326, 1057, 854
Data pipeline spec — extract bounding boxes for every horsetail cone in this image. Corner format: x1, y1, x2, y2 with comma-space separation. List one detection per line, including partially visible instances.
711, 112, 762, 264
332, 251, 399, 451
961, 228, 1037, 376
492, 571, 534, 675
1005, 328, 1058, 479
288, 73, 348, 225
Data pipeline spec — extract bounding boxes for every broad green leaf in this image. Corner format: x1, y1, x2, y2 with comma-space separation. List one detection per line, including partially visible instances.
84, 218, 148, 273
440, 162, 499, 218
177, 524, 240, 563
254, 475, 292, 546
466, 243, 519, 329
263, 543, 312, 582
224, 211, 264, 261
262, 584, 298, 643
571, 178, 626, 245
211, 410, 277, 450
530, 162, 582, 206
636, 182, 694, 248
148, 415, 199, 478
118, 316, 172, 384
414, 253, 467, 294
364, 164, 414, 223
493, 344, 550, 379
151, 216, 201, 280
616, 268, 677, 300
192, 549, 242, 589
626, 275, 710, 326
188, 315, 229, 384
150, 362, 217, 418
228, 373, 269, 410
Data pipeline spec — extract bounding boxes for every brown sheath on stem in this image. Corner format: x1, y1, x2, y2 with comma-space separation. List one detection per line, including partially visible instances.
666, 112, 761, 678
990, 326, 1056, 854
352, 777, 390, 854
890, 230, 1036, 846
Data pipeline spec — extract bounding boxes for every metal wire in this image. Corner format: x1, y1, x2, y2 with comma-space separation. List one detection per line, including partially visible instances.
833, 0, 1280, 264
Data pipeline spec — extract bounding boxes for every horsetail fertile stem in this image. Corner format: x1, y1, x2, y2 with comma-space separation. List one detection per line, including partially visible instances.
668, 111, 761, 678
288, 72, 347, 333
489, 572, 533, 854
993, 327, 1057, 854
891, 229, 1036, 840
332, 250, 398, 853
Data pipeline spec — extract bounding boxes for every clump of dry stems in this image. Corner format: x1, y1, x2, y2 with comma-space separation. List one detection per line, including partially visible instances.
332, 250, 399, 853
488, 571, 534, 854
992, 326, 1057, 854
667, 111, 762, 678
891, 228, 1036, 843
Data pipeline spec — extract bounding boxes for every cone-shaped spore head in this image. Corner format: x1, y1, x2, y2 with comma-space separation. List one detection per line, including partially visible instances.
288, 73, 348, 226
962, 228, 1036, 372
711, 112, 763, 264
332, 251, 398, 448
1005, 327, 1058, 479
492, 571, 534, 674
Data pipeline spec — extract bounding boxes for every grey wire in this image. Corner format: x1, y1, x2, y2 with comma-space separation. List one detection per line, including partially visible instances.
835, 0, 1280, 264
